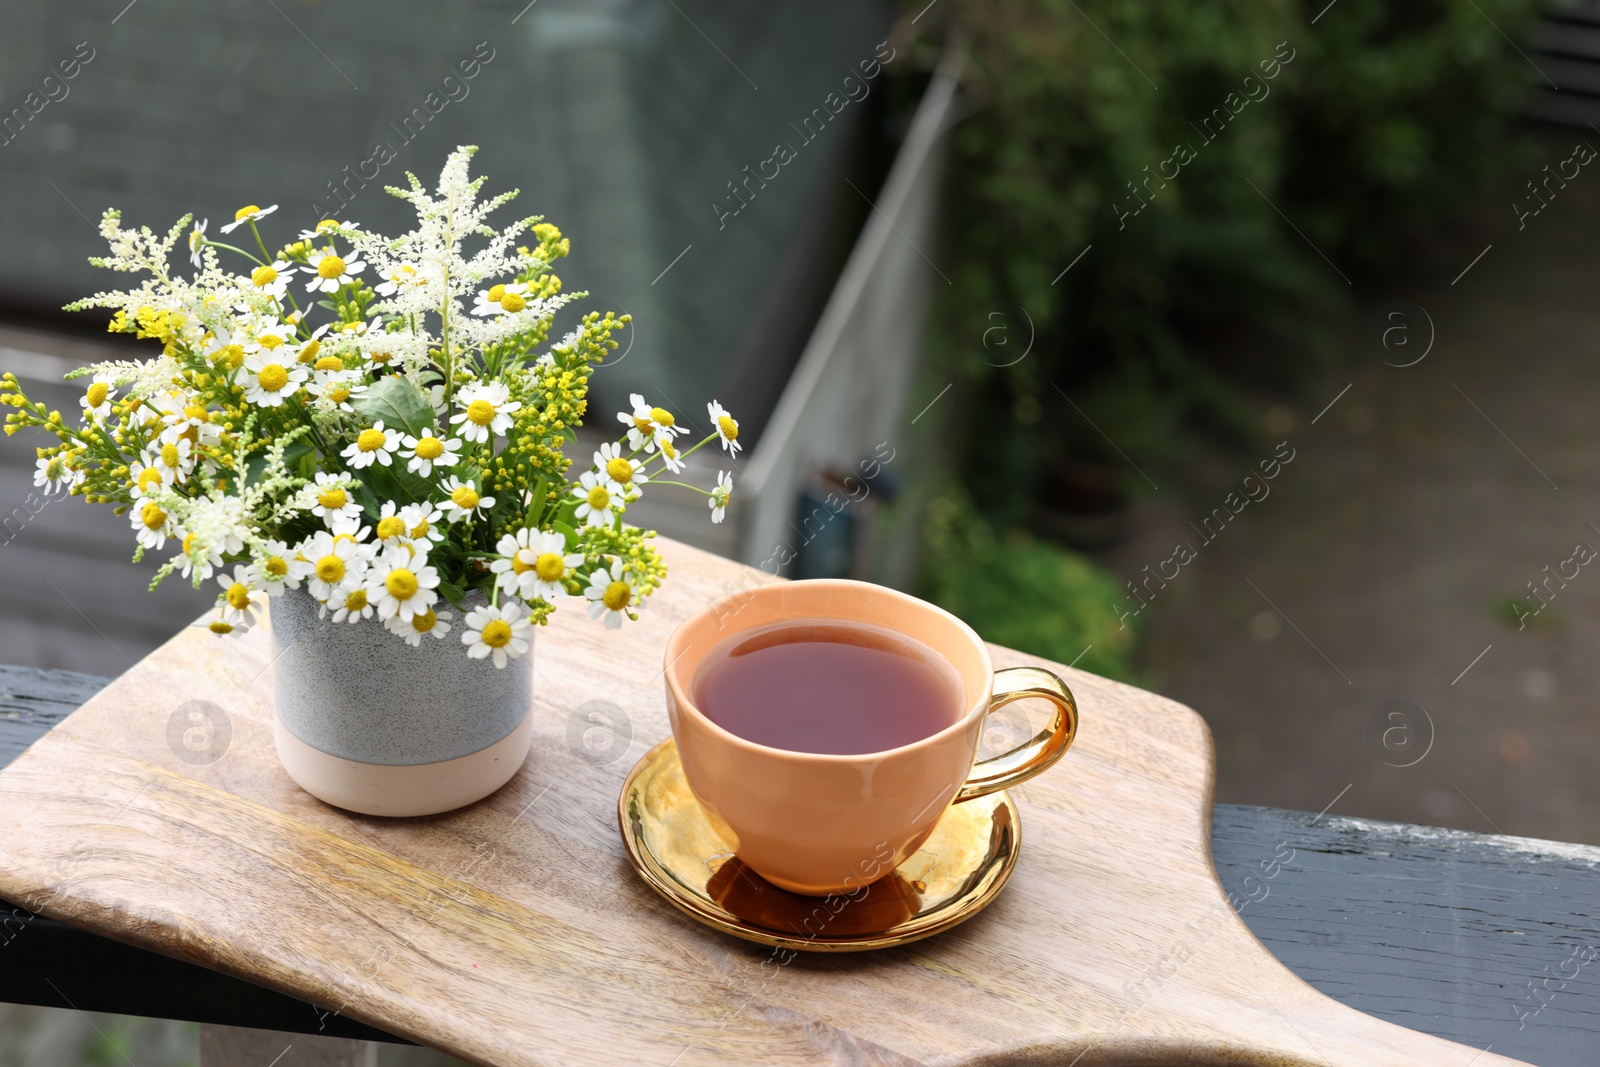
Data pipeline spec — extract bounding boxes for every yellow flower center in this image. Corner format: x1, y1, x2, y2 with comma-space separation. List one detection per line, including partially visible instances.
376, 516, 406, 540
258, 334, 284, 350
412, 608, 438, 633
369, 350, 394, 364
344, 589, 368, 611
500, 292, 526, 313
257, 363, 289, 392
650, 406, 675, 428
512, 552, 534, 574
327, 385, 350, 403
251, 265, 277, 287
661, 438, 678, 460
410, 518, 432, 539
535, 553, 566, 582
316, 555, 345, 584
226, 582, 252, 610
466, 399, 496, 426
235, 205, 261, 221
451, 485, 481, 510
208, 621, 236, 635
314, 355, 343, 372
317, 255, 346, 280
86, 382, 109, 407
136, 468, 163, 493
298, 339, 321, 364
415, 436, 445, 460
140, 502, 166, 530
182, 533, 197, 554
602, 580, 632, 611
480, 619, 513, 648
632, 415, 652, 432
385, 568, 419, 599
215, 344, 245, 368
315, 220, 339, 234
333, 533, 360, 547
357, 428, 386, 452
317, 487, 348, 511
184, 404, 209, 422
487, 284, 506, 302
718, 415, 739, 440
161, 443, 180, 468
586, 485, 610, 511
264, 557, 288, 578
606, 457, 633, 483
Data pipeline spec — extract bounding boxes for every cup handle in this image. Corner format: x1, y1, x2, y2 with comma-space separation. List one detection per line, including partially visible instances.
954, 666, 1079, 803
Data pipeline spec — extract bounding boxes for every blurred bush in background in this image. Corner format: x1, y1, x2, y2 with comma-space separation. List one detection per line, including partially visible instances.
910, 0, 1540, 666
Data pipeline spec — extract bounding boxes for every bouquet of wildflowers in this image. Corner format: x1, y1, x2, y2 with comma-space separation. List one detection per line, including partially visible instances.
2, 146, 740, 667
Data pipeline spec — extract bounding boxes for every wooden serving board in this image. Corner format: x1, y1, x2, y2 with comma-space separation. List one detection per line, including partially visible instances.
0, 537, 1527, 1066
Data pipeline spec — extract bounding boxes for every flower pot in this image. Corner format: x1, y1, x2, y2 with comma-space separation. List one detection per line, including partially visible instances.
270, 588, 532, 817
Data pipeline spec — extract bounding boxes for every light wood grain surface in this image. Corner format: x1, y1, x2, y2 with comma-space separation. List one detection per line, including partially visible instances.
0, 537, 1531, 1066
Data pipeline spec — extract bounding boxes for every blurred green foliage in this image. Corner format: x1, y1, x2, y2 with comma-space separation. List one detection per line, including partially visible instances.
915, 0, 1542, 525
919, 489, 1138, 679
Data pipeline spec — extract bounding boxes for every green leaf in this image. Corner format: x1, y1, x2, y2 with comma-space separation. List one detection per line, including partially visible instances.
351, 376, 434, 438
361, 457, 433, 509
438, 581, 466, 609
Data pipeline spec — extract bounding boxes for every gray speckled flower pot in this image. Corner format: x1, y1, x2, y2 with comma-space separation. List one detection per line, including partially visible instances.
270, 587, 532, 817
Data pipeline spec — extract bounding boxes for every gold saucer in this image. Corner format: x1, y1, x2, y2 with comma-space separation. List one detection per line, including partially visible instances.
617, 738, 1021, 952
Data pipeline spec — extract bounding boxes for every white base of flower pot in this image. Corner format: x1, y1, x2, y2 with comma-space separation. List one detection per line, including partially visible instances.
274, 711, 533, 817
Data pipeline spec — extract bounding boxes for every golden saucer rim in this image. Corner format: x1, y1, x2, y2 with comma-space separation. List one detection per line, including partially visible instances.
615, 737, 1022, 953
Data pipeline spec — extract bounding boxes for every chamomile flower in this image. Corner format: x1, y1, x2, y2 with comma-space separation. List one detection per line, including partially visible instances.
438, 475, 494, 521
302, 247, 366, 293
309, 368, 363, 412
150, 438, 194, 485
494, 529, 582, 602
585, 559, 643, 630
656, 435, 685, 475
616, 393, 683, 453
594, 441, 647, 499
399, 503, 445, 544
159, 400, 221, 448
219, 204, 278, 234
248, 260, 291, 300
706, 400, 741, 455
299, 530, 369, 602
341, 419, 401, 469
215, 566, 267, 628
449, 381, 521, 444
375, 262, 429, 296
241, 350, 308, 407
34, 453, 83, 493
194, 615, 251, 638
372, 502, 412, 546
128, 458, 167, 498
188, 219, 208, 268
400, 430, 462, 477
461, 601, 532, 668
386, 606, 452, 646
252, 539, 299, 593
78, 376, 116, 421
471, 282, 530, 317
328, 583, 376, 624
174, 531, 226, 583
571, 471, 617, 528
367, 547, 441, 622
709, 470, 733, 524
307, 473, 362, 525
131, 498, 178, 549
298, 219, 345, 241
617, 393, 656, 452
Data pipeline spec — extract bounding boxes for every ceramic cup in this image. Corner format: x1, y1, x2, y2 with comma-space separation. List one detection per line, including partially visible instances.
664, 579, 1078, 896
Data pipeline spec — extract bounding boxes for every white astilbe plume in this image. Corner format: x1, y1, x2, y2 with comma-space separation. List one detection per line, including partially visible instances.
347, 146, 540, 327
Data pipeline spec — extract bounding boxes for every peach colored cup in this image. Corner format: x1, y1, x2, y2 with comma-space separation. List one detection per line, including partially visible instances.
664, 579, 1078, 896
